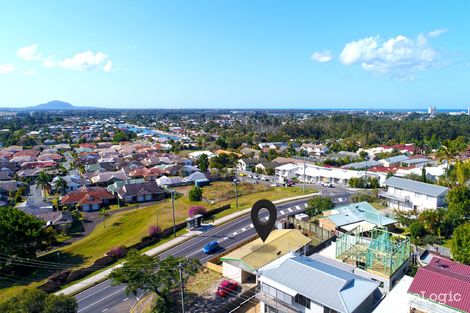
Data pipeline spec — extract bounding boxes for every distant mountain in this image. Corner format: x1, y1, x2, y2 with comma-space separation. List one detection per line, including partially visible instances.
17, 100, 98, 111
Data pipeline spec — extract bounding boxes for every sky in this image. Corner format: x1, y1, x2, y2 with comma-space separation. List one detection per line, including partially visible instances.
0, 1, 469, 109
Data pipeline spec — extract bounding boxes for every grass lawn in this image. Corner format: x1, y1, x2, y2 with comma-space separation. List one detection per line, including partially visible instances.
185, 269, 222, 295
0, 184, 309, 301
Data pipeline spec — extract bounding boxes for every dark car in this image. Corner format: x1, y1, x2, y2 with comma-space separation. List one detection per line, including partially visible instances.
215, 280, 239, 297
203, 241, 220, 254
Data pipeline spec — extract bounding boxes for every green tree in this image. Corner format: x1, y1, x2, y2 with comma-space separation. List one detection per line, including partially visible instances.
54, 176, 68, 195
43, 293, 78, 313
112, 131, 130, 143
188, 186, 203, 201
0, 288, 77, 313
36, 171, 52, 194
99, 208, 110, 228
198, 154, 209, 172
0, 206, 55, 270
451, 223, 470, 265
409, 221, 426, 243
110, 250, 200, 311
306, 197, 334, 217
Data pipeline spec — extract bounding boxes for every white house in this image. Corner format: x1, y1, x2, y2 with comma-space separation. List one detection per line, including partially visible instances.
257, 253, 381, 313
275, 163, 300, 182
276, 163, 370, 186
380, 176, 449, 211
187, 150, 215, 160
300, 143, 329, 156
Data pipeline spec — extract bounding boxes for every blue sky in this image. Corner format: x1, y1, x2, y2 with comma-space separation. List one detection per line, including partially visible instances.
0, 1, 469, 109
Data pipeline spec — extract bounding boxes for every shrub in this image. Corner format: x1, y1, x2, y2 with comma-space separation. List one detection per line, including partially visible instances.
148, 225, 162, 237
188, 186, 203, 201
107, 246, 127, 259
188, 205, 207, 217
306, 197, 333, 217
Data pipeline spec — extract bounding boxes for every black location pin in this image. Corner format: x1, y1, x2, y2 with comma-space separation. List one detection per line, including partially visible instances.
251, 199, 277, 242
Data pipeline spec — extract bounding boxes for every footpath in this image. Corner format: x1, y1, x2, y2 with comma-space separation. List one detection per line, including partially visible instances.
57, 192, 319, 296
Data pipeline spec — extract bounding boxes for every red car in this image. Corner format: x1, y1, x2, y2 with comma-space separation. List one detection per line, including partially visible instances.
215, 280, 239, 297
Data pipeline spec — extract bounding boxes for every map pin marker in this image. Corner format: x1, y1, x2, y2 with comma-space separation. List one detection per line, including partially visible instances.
251, 199, 277, 242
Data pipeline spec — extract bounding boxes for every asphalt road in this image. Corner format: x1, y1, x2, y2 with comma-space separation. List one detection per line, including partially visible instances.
76, 186, 354, 313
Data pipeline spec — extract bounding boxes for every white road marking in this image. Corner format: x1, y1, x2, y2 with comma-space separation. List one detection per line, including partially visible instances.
279, 210, 285, 215
223, 237, 229, 240
78, 287, 126, 312
232, 232, 238, 236
295, 205, 301, 210
123, 298, 129, 302
241, 227, 247, 232
304, 203, 308, 207
102, 309, 109, 312
76, 284, 112, 302
249, 224, 254, 228
287, 208, 293, 213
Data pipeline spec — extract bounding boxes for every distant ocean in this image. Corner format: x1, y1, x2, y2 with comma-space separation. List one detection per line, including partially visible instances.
303, 108, 468, 113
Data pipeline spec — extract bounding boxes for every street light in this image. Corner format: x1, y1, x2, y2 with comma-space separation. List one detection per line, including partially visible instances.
233, 178, 239, 209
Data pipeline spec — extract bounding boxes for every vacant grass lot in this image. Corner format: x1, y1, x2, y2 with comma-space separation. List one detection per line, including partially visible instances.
0, 184, 308, 300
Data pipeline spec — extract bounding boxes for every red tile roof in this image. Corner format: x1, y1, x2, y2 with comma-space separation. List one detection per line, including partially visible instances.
61, 186, 114, 206
408, 257, 470, 312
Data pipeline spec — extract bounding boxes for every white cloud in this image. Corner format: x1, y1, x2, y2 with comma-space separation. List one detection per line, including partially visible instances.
0, 64, 15, 74
311, 51, 333, 63
59, 51, 111, 71
339, 33, 440, 79
428, 28, 448, 38
17, 44, 42, 61
103, 60, 113, 72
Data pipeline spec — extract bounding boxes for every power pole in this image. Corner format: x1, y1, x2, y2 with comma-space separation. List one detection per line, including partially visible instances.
303, 157, 306, 194
178, 263, 185, 313
171, 190, 176, 237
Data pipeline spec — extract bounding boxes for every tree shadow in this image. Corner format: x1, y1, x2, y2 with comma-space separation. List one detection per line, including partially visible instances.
0, 252, 87, 290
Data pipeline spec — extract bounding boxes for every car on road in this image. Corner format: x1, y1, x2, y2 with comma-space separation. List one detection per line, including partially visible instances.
215, 280, 239, 297
203, 241, 221, 254
322, 182, 334, 188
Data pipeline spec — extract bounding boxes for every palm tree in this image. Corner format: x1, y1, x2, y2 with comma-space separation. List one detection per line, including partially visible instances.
55, 176, 68, 195
99, 208, 110, 228
36, 171, 52, 195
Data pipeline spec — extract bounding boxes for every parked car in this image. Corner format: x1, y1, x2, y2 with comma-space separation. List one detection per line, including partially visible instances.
215, 280, 239, 297
285, 180, 295, 187
322, 182, 334, 188
203, 241, 220, 254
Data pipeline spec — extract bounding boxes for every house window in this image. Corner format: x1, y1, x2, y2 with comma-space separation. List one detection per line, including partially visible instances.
324, 308, 338, 313
294, 293, 310, 309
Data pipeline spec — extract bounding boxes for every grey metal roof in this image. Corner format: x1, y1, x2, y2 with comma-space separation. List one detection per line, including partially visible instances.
381, 154, 409, 163
260, 255, 379, 313
402, 158, 432, 165
341, 160, 381, 169
384, 176, 448, 197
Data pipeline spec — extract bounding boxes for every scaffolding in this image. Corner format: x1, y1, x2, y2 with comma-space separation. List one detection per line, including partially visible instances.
335, 226, 410, 277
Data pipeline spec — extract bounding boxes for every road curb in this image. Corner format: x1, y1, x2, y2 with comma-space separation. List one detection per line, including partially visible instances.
60, 193, 318, 296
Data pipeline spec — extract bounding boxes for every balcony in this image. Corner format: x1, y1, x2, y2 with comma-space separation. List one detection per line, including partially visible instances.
379, 191, 410, 203
255, 290, 300, 313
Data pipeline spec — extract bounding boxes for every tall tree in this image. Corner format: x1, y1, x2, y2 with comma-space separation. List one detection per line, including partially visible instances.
0, 206, 54, 270
54, 176, 68, 195
110, 250, 200, 311
451, 223, 470, 265
36, 171, 52, 195
198, 154, 209, 172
